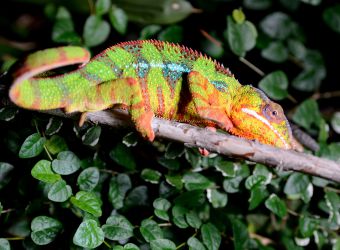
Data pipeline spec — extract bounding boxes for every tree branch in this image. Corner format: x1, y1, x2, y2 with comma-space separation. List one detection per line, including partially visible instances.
83, 110, 340, 183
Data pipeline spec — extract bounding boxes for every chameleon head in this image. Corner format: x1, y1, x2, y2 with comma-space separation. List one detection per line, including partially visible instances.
228, 85, 294, 150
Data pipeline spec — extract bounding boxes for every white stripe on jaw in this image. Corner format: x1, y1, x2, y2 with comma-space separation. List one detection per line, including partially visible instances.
241, 108, 290, 149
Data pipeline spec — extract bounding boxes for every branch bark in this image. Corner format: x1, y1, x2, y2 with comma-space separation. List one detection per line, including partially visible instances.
83, 110, 340, 183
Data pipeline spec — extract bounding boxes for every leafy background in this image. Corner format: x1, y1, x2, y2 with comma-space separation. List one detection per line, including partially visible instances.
0, 0, 340, 249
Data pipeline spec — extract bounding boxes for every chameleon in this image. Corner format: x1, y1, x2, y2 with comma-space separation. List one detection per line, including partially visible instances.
8, 40, 298, 150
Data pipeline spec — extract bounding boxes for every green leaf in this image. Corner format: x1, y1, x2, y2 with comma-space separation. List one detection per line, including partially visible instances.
298, 215, 318, 237
45, 117, 63, 136
153, 198, 171, 221
83, 15, 110, 47
185, 210, 202, 229
96, 0, 111, 15
124, 243, 140, 250
0, 238, 10, 250
122, 132, 138, 147
140, 219, 163, 243
0, 162, 14, 190
82, 126, 101, 146
231, 218, 250, 250
0, 107, 18, 121
48, 179, 72, 202
249, 185, 269, 210
31, 160, 61, 183
325, 191, 340, 230
284, 173, 313, 203
331, 112, 340, 134
71, 191, 102, 217
165, 174, 183, 189
260, 12, 294, 39
141, 168, 162, 184
52, 151, 81, 175
139, 25, 162, 39
19, 133, 46, 158
214, 159, 237, 177
77, 167, 100, 191
292, 99, 322, 131
201, 223, 221, 250
73, 220, 104, 249
174, 190, 205, 208
261, 42, 288, 63
110, 143, 136, 170
232, 9, 246, 24
226, 17, 257, 57
183, 172, 213, 191
150, 239, 176, 250
172, 205, 189, 228
102, 215, 134, 241
158, 25, 183, 43
109, 6, 128, 35
52, 6, 81, 44
243, 0, 272, 10
108, 174, 132, 209
292, 68, 324, 92
165, 142, 184, 159
30, 216, 62, 245
45, 135, 68, 155
125, 186, 149, 208
207, 189, 228, 208
323, 4, 340, 33
265, 194, 287, 218
288, 39, 306, 60
187, 237, 206, 250
223, 176, 243, 193
301, 0, 321, 5
245, 175, 266, 190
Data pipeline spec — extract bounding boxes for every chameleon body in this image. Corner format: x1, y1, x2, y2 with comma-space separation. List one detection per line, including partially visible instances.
9, 40, 295, 149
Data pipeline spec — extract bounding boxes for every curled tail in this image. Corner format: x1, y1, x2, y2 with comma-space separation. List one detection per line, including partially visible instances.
9, 46, 91, 110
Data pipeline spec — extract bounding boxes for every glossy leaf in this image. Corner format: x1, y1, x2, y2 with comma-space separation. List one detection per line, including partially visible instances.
48, 179, 72, 202
260, 12, 294, 39
264, 194, 287, 218
261, 42, 288, 63
82, 126, 101, 146
30, 216, 62, 245
183, 172, 213, 191
109, 173, 132, 209
83, 15, 110, 47
141, 168, 162, 184
207, 189, 228, 208
102, 215, 134, 241
70, 191, 102, 217
109, 6, 128, 34
140, 219, 163, 243
331, 112, 340, 134
323, 4, 340, 33
0, 239, 10, 250
31, 160, 61, 183
0, 162, 14, 190
77, 167, 100, 191
45, 135, 68, 155
19, 133, 46, 158
52, 151, 81, 175
187, 237, 206, 250
96, 0, 111, 15
201, 223, 221, 250
109, 143, 136, 170
150, 239, 176, 250
73, 220, 104, 249
292, 99, 322, 130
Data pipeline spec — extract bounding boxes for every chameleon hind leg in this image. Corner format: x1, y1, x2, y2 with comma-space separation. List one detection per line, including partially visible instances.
187, 71, 233, 132
82, 78, 155, 141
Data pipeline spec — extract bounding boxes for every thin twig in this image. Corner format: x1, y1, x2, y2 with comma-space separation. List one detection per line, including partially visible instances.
312, 91, 340, 100
239, 57, 265, 76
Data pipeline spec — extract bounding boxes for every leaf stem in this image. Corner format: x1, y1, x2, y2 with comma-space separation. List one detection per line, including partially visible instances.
176, 241, 186, 249
103, 240, 111, 248
44, 145, 53, 161
239, 57, 265, 76
5, 237, 25, 240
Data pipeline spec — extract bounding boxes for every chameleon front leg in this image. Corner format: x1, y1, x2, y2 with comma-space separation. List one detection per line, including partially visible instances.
187, 71, 233, 132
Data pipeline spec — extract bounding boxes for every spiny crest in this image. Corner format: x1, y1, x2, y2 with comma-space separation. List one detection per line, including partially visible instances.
101, 40, 234, 77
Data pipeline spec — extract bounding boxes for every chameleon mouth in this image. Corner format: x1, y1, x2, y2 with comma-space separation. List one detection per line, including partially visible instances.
241, 108, 290, 149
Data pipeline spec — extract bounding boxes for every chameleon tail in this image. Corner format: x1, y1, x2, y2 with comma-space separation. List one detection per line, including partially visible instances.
9, 46, 91, 110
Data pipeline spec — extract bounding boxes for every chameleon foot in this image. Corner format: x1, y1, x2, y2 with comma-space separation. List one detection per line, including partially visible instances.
133, 110, 155, 141
79, 112, 88, 127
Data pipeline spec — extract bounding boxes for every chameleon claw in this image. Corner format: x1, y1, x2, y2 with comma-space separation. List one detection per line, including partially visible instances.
79, 112, 88, 127
198, 147, 210, 156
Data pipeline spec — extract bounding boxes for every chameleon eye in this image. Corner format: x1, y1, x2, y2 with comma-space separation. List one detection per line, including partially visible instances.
272, 110, 278, 116
263, 104, 282, 123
